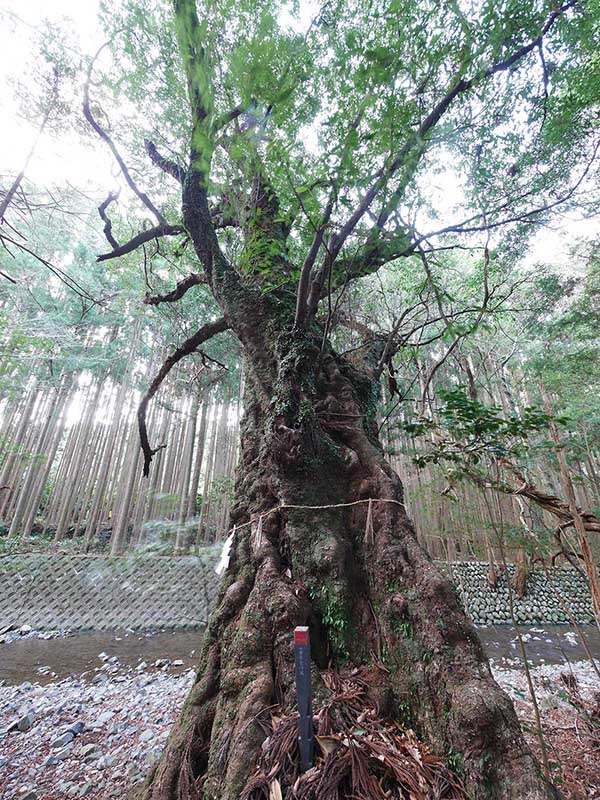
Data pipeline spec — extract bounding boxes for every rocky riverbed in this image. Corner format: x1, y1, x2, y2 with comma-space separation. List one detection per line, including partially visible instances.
0, 657, 196, 800
1, 634, 599, 799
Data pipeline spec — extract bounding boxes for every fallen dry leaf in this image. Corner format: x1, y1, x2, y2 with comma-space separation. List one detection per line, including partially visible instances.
315, 734, 339, 756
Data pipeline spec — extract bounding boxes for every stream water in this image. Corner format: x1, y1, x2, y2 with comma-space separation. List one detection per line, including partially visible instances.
0, 630, 203, 685
0, 625, 598, 686
478, 623, 600, 667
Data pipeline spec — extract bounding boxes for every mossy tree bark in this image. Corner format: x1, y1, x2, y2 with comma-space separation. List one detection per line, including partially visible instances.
140, 284, 555, 800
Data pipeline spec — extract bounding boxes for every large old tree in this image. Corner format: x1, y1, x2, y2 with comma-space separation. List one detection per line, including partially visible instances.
82, 0, 598, 797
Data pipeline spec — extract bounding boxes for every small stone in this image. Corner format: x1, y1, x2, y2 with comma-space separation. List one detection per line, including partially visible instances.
19, 625, 33, 635
54, 742, 74, 761
42, 754, 58, 767
91, 674, 108, 685
127, 763, 142, 779
172, 659, 184, 667
80, 743, 101, 758
136, 661, 147, 671
92, 711, 115, 727
97, 754, 116, 769
79, 782, 94, 797
16, 711, 35, 732
540, 694, 561, 712
52, 731, 74, 749
67, 721, 85, 736
17, 790, 37, 800
140, 729, 154, 743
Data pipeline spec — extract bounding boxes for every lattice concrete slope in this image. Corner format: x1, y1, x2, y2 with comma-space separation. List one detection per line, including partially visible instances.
0, 554, 220, 632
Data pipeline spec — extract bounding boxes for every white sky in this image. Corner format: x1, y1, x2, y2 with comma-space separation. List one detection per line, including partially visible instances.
0, 0, 107, 188
0, 0, 596, 268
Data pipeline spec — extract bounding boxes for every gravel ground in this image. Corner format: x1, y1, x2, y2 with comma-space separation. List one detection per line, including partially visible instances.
1, 654, 599, 800
492, 657, 600, 800
0, 658, 195, 800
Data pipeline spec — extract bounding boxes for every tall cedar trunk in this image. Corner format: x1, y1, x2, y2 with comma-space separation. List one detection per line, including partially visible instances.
187, 397, 209, 520
7, 383, 62, 537
140, 293, 554, 800
176, 394, 199, 552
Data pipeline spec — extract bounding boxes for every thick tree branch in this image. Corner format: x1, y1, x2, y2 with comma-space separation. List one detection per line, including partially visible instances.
327, 1, 576, 268
138, 316, 229, 475
295, 110, 363, 328
144, 139, 185, 184
294, 193, 335, 328
143, 272, 205, 305
174, 0, 210, 124
213, 104, 246, 131
97, 223, 185, 262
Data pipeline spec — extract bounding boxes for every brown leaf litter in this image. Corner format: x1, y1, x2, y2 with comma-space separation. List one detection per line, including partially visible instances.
241, 666, 466, 800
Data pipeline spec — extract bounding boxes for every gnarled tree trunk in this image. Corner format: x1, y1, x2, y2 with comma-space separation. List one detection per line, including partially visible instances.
140, 292, 555, 800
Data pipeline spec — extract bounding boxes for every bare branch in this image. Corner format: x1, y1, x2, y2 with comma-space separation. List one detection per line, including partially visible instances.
373, 302, 425, 379
138, 316, 230, 475
466, 461, 600, 535
97, 223, 185, 262
83, 42, 166, 225
0, 231, 97, 301
329, 135, 599, 289
143, 272, 205, 305
414, 144, 600, 244
0, 269, 17, 284
98, 190, 120, 249
0, 68, 59, 222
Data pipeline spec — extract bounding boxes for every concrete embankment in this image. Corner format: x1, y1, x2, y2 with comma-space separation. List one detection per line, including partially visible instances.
446, 561, 595, 625
0, 554, 220, 634
0, 554, 594, 634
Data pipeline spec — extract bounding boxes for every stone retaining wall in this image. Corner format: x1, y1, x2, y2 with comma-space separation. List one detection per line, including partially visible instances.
0, 554, 220, 632
447, 562, 595, 625
0, 554, 594, 632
